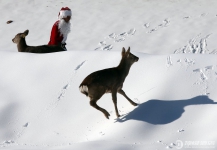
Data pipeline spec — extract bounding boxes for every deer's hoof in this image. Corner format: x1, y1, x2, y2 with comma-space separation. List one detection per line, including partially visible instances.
132, 102, 138, 106
105, 115, 110, 119
117, 114, 121, 118
104, 112, 110, 119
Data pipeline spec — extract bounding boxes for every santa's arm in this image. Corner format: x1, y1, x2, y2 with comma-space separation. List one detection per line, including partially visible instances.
49, 24, 59, 45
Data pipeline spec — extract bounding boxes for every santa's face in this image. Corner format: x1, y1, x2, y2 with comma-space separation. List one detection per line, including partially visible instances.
63, 16, 71, 23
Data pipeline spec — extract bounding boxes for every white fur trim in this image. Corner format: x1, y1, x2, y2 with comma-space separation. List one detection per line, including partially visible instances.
58, 19, 71, 43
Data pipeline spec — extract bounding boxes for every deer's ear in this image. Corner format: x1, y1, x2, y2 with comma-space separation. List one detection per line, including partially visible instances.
126, 47, 130, 56
126, 47, 130, 53
24, 30, 29, 36
122, 47, 126, 56
21, 30, 29, 38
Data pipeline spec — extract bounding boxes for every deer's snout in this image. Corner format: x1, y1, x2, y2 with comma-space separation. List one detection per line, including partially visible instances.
12, 39, 14, 43
135, 57, 139, 62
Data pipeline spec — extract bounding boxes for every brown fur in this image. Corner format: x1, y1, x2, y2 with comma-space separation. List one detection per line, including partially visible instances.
79, 47, 139, 119
12, 30, 65, 53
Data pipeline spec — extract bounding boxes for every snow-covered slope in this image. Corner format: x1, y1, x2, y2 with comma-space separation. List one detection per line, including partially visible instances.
2, 0, 217, 54
1, 0, 217, 149
1, 51, 217, 149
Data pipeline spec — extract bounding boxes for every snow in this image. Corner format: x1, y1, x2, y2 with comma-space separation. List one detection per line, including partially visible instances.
0, 0, 217, 149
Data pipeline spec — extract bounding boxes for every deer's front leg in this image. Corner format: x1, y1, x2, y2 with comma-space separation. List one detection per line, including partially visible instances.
118, 89, 138, 106
112, 91, 120, 118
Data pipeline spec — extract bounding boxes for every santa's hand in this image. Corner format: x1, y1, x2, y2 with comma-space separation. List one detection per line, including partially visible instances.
61, 43, 66, 46
61, 43, 67, 50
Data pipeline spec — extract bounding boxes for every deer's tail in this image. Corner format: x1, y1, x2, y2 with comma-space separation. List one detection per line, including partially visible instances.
79, 85, 89, 97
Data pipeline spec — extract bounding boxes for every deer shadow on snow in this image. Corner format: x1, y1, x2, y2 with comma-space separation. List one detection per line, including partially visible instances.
117, 95, 217, 124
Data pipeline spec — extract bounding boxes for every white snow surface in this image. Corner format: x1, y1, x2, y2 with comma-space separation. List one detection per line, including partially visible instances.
1, 0, 217, 149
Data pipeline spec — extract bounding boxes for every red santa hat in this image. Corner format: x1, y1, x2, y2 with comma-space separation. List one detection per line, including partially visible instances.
58, 7, 72, 20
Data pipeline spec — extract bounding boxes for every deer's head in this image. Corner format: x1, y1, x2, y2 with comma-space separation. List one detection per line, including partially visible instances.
12, 30, 29, 44
122, 47, 139, 65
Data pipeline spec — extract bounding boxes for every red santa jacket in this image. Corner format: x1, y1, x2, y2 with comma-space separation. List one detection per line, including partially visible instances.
48, 21, 63, 46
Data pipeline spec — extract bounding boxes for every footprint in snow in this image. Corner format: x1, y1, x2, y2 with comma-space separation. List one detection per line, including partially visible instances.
108, 33, 116, 39
147, 19, 169, 33
200, 13, 207, 17
184, 58, 195, 67
159, 19, 170, 27
166, 56, 173, 67
147, 28, 157, 33
183, 16, 190, 19
23, 122, 29, 127
205, 65, 213, 71
103, 45, 113, 50
120, 32, 127, 36
75, 60, 86, 71
99, 41, 106, 46
177, 129, 184, 132
127, 28, 136, 35
163, 19, 170, 26
58, 60, 86, 101
193, 65, 213, 81
144, 23, 150, 28
95, 28, 136, 50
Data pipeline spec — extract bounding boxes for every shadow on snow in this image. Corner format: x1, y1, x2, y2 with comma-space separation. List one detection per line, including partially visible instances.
117, 95, 217, 125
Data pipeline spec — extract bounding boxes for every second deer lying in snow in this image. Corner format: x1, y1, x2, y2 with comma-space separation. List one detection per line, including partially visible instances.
12, 30, 65, 53
79, 47, 139, 119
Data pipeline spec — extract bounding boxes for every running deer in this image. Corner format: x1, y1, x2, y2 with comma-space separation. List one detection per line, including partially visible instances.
12, 30, 65, 53
79, 47, 139, 119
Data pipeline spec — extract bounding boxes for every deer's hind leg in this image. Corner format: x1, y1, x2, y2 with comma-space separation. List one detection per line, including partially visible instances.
89, 86, 110, 119
118, 89, 138, 106
89, 99, 110, 119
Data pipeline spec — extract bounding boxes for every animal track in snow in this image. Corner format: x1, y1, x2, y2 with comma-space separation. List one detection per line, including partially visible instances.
99, 41, 106, 46
0, 140, 15, 147
143, 23, 150, 28
95, 28, 136, 50
58, 60, 86, 101
127, 28, 136, 35
177, 129, 184, 132
103, 45, 113, 50
209, 49, 217, 54
193, 69, 208, 81
165, 57, 196, 70
58, 84, 70, 101
183, 16, 190, 19
200, 13, 207, 17
184, 58, 195, 69
163, 19, 170, 27
205, 65, 213, 71
146, 18, 170, 33
6, 61, 87, 145
75, 60, 86, 71
148, 28, 157, 33
112, 28, 136, 42
23, 122, 29, 127
40, 60, 86, 120
166, 56, 173, 67
193, 65, 215, 95
174, 34, 212, 54
108, 33, 116, 39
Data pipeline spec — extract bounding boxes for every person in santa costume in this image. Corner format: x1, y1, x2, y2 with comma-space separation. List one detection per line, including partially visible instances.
48, 7, 71, 50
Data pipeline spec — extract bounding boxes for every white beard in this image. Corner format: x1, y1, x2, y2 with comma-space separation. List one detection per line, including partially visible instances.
58, 19, 71, 43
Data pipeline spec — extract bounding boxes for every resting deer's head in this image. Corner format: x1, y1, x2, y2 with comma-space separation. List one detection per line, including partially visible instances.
12, 30, 29, 44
